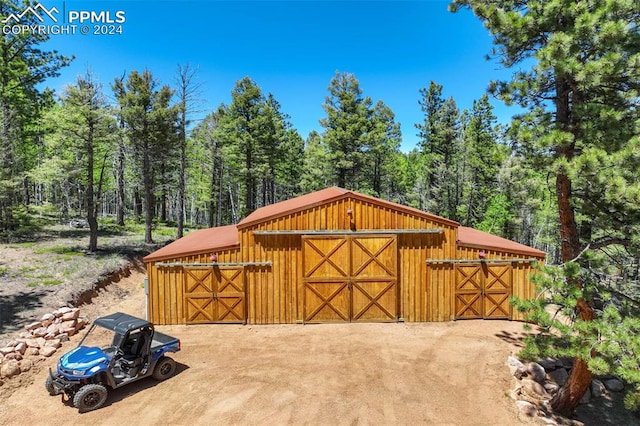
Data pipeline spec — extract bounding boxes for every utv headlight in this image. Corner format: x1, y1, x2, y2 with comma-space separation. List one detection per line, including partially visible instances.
71, 369, 86, 375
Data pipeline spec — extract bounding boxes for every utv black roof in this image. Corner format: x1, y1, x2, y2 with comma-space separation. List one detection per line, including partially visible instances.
93, 312, 152, 334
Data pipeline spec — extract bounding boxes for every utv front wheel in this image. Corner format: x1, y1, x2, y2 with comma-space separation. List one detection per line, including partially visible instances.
45, 376, 60, 396
73, 384, 108, 413
152, 356, 176, 381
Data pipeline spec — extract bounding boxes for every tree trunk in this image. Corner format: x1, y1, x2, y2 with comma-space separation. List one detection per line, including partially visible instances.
177, 124, 186, 238
550, 78, 595, 416
143, 140, 153, 244
87, 129, 98, 252
116, 137, 126, 227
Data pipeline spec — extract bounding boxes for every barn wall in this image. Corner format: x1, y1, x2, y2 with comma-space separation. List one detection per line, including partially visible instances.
456, 244, 544, 321
239, 196, 458, 324
146, 248, 240, 325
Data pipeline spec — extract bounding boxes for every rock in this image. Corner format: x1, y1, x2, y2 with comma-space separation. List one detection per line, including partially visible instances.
31, 327, 48, 337
516, 400, 538, 418
591, 379, 606, 398
62, 310, 80, 321
15, 342, 27, 355
522, 378, 551, 399
4, 352, 22, 361
58, 334, 69, 343
41, 313, 55, 322
507, 356, 527, 378
544, 382, 559, 394
41, 346, 58, 357
579, 387, 591, 404
26, 321, 42, 331
558, 357, 573, 369
527, 362, 547, 383
25, 339, 40, 348
45, 339, 61, 349
19, 358, 33, 373
0, 347, 14, 356
548, 368, 569, 386
76, 318, 87, 330
538, 358, 558, 371
0, 360, 20, 378
24, 347, 39, 356
36, 337, 47, 348
61, 319, 77, 329
604, 378, 624, 392
62, 327, 76, 337
56, 307, 73, 316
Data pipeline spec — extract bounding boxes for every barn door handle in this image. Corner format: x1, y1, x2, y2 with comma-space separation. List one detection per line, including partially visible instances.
347, 281, 353, 290
213, 292, 218, 300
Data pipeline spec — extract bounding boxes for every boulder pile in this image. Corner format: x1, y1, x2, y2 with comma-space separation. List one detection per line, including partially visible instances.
0, 307, 87, 382
507, 355, 626, 424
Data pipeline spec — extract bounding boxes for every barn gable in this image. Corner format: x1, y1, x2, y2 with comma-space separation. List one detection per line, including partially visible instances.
144, 187, 545, 325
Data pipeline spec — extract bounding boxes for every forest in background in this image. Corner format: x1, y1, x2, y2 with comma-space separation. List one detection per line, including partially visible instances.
1, 0, 640, 415
0, 39, 556, 259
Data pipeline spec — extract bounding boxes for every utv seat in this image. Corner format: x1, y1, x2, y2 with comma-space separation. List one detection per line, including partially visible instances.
121, 331, 149, 368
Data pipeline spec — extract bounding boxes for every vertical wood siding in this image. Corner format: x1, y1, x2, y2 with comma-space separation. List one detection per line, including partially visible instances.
239, 196, 458, 324
146, 248, 240, 324
146, 194, 542, 325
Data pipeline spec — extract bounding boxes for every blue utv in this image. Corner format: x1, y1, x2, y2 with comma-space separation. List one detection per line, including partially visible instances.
46, 312, 181, 413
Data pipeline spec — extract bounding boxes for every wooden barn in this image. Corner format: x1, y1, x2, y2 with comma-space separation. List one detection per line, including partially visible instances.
143, 187, 545, 325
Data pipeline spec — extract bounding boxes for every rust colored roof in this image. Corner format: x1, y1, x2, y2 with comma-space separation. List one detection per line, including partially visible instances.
143, 224, 239, 262
237, 186, 459, 229
457, 226, 546, 258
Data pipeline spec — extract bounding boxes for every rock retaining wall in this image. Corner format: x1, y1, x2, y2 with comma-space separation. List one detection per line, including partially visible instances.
507, 355, 626, 424
0, 307, 87, 383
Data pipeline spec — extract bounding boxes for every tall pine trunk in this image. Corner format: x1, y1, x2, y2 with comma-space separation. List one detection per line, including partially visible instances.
550, 77, 595, 416
87, 128, 98, 252
116, 129, 126, 227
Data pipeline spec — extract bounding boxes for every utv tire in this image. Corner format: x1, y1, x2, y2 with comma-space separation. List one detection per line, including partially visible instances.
73, 384, 108, 413
45, 376, 60, 396
152, 356, 176, 381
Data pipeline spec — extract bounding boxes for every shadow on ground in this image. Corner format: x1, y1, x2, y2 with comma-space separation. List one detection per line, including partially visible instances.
0, 290, 48, 334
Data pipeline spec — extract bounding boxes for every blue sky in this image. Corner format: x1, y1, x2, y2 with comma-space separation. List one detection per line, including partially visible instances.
34, 0, 522, 151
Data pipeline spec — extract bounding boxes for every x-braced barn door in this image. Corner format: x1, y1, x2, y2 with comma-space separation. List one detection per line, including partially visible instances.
184, 267, 246, 324
302, 235, 398, 323
454, 263, 512, 319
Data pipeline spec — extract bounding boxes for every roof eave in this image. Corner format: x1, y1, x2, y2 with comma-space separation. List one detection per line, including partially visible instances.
457, 241, 546, 259
143, 243, 241, 263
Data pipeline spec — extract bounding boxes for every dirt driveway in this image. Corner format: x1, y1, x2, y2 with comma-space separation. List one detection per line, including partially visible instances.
0, 271, 530, 425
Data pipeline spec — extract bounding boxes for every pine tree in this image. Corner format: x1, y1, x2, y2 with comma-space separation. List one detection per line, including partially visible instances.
320, 72, 373, 189
452, 0, 640, 414
0, 0, 72, 230
415, 82, 461, 218
112, 70, 177, 244
53, 71, 115, 251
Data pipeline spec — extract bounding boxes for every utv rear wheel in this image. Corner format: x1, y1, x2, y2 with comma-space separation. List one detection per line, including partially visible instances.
73, 384, 108, 413
152, 356, 176, 381
45, 376, 59, 396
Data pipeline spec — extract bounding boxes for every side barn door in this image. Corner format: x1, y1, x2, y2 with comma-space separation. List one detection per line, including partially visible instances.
454, 262, 512, 320
184, 267, 246, 324
184, 267, 216, 324
213, 267, 246, 323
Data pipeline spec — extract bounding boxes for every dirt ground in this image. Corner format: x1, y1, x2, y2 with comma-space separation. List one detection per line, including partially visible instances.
0, 269, 541, 425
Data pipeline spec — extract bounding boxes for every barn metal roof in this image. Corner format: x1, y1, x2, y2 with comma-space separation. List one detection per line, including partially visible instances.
237, 186, 459, 229
143, 188, 546, 262
143, 224, 239, 262
457, 226, 546, 258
